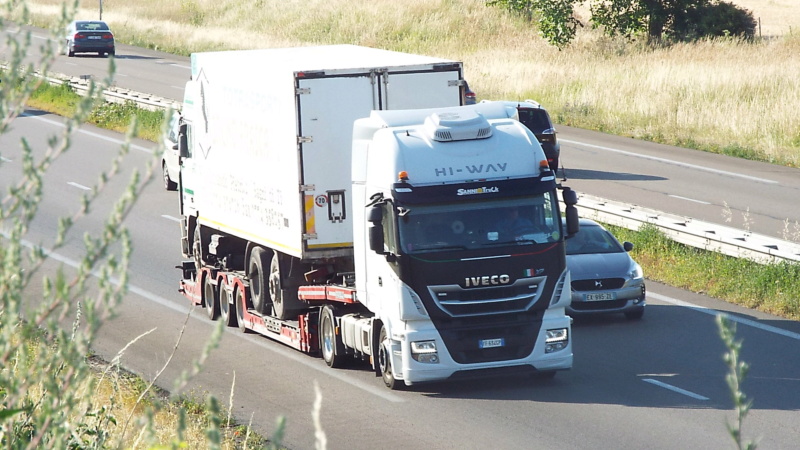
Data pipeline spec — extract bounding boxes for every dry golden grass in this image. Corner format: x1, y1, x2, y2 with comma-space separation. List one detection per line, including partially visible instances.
23, 0, 800, 166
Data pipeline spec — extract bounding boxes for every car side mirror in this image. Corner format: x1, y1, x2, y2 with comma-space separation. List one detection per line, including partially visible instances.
623, 241, 634, 252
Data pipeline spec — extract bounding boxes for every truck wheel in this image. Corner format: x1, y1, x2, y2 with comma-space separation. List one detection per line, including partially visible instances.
248, 247, 270, 315
268, 252, 301, 320
193, 223, 204, 274
378, 325, 401, 390
320, 306, 345, 368
203, 273, 219, 320
219, 278, 236, 327
234, 285, 251, 333
163, 162, 177, 191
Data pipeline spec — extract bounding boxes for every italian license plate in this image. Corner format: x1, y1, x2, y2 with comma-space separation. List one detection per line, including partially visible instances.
479, 338, 504, 349
585, 292, 616, 301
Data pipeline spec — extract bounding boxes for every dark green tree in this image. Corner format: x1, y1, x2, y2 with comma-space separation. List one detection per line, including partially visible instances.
486, 0, 756, 47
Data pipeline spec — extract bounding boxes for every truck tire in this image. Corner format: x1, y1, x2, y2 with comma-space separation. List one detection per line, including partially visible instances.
219, 278, 236, 327
248, 247, 270, 315
320, 306, 345, 368
234, 285, 251, 333
203, 273, 219, 320
193, 223, 204, 274
268, 252, 303, 320
378, 325, 401, 390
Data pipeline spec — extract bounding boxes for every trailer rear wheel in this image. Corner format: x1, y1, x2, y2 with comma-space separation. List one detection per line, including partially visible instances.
219, 278, 236, 327
248, 247, 270, 315
235, 285, 251, 333
203, 273, 219, 320
320, 306, 345, 368
268, 252, 301, 320
378, 325, 401, 390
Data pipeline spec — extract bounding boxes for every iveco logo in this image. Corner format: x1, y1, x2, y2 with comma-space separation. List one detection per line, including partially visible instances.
465, 274, 511, 287
595, 280, 603, 288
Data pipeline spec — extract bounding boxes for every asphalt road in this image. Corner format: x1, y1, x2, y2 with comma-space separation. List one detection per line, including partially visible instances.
2, 25, 799, 449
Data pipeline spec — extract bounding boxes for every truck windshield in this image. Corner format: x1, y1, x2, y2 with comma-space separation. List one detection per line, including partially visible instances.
397, 193, 561, 254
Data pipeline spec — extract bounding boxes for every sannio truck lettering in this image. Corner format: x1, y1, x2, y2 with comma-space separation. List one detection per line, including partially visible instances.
176, 46, 577, 390
456, 186, 500, 196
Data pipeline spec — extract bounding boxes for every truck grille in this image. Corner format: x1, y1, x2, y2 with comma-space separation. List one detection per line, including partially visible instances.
428, 276, 545, 317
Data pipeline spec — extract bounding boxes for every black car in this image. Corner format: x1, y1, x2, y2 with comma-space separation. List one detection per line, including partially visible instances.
65, 20, 115, 57
514, 100, 560, 171
463, 80, 476, 105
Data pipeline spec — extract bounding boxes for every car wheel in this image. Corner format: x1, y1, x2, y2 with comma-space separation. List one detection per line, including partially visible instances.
67, 43, 75, 57
162, 162, 177, 191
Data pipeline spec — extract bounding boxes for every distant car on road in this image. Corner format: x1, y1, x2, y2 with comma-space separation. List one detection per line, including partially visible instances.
565, 218, 646, 320
161, 113, 181, 191
65, 20, 115, 57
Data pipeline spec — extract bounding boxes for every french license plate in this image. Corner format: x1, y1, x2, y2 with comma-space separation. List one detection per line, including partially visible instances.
585, 292, 616, 301
479, 338, 504, 349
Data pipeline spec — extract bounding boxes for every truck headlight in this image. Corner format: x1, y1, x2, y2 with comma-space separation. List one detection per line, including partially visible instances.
545, 328, 569, 353
411, 340, 439, 364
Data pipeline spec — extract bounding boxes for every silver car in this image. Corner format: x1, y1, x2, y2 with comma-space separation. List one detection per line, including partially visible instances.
65, 20, 115, 57
565, 218, 646, 319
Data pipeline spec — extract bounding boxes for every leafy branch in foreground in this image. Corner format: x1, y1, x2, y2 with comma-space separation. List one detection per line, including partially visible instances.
716, 315, 757, 450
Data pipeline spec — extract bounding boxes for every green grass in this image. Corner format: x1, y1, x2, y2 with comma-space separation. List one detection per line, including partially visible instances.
27, 80, 166, 142
608, 223, 800, 320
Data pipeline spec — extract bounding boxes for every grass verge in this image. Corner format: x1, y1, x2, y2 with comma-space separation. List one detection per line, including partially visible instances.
609, 223, 800, 321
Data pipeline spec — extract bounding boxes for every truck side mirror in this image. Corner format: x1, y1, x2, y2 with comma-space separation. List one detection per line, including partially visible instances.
178, 123, 189, 158
561, 187, 580, 237
367, 204, 385, 254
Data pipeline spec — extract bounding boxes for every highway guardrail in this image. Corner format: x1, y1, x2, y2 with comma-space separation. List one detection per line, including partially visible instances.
574, 192, 800, 264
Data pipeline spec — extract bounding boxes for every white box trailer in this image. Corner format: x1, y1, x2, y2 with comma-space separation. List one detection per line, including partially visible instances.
179, 45, 466, 262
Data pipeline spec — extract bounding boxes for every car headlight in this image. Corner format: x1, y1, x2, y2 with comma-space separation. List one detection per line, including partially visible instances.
629, 262, 643, 280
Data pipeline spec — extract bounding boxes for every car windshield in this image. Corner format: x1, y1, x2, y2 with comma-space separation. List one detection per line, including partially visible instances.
566, 225, 624, 255
517, 108, 552, 134
397, 193, 561, 254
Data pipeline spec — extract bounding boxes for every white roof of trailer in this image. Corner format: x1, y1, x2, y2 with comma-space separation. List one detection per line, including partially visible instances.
191, 44, 458, 76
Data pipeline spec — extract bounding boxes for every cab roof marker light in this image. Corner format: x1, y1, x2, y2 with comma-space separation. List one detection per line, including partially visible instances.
398, 171, 409, 181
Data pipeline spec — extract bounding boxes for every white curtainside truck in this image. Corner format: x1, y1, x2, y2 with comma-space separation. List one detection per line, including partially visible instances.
176, 45, 580, 389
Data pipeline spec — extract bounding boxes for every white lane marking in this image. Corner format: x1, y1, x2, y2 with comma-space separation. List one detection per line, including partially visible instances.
20, 112, 153, 154
642, 378, 709, 401
162, 215, 181, 222
1, 156, 11, 163
650, 292, 800, 341
561, 138, 779, 185
67, 181, 91, 190
169, 64, 191, 69
668, 195, 711, 205
171, 85, 185, 90
2, 230, 404, 403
